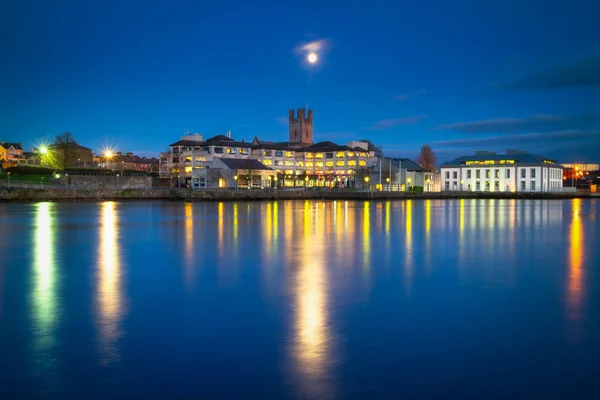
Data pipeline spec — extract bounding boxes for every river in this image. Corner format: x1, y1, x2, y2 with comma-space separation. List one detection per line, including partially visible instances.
0, 199, 598, 398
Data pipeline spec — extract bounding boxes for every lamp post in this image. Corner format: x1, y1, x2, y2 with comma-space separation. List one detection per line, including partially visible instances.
7, 172, 10, 189
386, 177, 390, 191
407, 177, 412, 192
305, 175, 309, 187
426, 178, 431, 192
274, 176, 278, 190
234, 175, 238, 191
364, 176, 370, 191
116, 173, 120, 188
460, 179, 464, 191
65, 173, 69, 189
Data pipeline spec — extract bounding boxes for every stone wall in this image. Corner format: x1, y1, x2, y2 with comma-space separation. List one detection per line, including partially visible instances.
65, 175, 153, 189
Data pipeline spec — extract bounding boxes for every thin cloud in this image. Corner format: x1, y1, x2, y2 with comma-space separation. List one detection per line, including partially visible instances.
436, 113, 600, 134
363, 115, 427, 130
392, 94, 409, 101
501, 55, 600, 89
274, 116, 288, 125
291, 38, 332, 58
433, 130, 600, 148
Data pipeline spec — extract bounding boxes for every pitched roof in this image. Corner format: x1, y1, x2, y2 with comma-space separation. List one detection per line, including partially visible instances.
170, 135, 251, 148
0, 142, 23, 150
217, 158, 273, 171
384, 157, 425, 171
441, 152, 560, 167
48, 142, 91, 151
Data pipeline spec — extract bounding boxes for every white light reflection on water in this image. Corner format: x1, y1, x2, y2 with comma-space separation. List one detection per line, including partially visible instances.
32, 202, 58, 360
97, 201, 125, 363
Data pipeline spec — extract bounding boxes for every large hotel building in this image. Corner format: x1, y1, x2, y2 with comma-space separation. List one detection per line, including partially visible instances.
160, 108, 377, 188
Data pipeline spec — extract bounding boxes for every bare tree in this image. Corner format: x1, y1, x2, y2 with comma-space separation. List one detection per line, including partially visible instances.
46, 132, 78, 170
416, 144, 437, 172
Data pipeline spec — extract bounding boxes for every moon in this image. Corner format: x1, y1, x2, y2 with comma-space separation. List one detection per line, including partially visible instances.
307, 52, 318, 64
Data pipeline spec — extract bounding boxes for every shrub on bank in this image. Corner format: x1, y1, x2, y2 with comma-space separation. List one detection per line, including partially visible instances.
4, 166, 54, 175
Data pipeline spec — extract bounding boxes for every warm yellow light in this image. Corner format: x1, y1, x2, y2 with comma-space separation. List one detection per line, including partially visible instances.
38, 145, 48, 154
307, 52, 318, 64
103, 149, 115, 159
386, 177, 390, 182
364, 176, 370, 182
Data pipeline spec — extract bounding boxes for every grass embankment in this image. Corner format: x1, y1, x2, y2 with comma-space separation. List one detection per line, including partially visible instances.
0, 174, 59, 185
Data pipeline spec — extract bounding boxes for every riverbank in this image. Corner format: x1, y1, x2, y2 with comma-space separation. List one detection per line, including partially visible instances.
0, 187, 593, 202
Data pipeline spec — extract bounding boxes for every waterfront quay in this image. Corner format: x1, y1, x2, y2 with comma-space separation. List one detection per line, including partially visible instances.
0, 187, 592, 202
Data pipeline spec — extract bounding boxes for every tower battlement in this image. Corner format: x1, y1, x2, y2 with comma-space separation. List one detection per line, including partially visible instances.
288, 108, 313, 146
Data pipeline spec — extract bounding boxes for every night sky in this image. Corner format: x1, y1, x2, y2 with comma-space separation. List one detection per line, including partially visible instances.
1, 0, 599, 162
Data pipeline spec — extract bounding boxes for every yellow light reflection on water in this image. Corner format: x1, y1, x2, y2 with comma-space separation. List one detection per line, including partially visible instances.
217, 202, 224, 256
566, 198, 584, 338
362, 201, 371, 270
97, 201, 123, 363
33, 202, 57, 351
293, 201, 331, 398
184, 202, 194, 289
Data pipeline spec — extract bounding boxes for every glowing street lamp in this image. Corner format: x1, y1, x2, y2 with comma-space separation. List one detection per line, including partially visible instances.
234, 175, 238, 191
38, 145, 48, 155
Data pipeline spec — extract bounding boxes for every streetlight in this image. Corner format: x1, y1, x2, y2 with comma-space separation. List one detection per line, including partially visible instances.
65, 173, 69, 189
426, 178, 431, 192
234, 175, 238, 191
116, 173, 120, 188
364, 175, 370, 191
407, 177, 412, 192
460, 179, 464, 191
7, 172, 10, 189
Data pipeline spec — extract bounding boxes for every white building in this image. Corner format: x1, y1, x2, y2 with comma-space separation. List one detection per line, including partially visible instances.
440, 150, 563, 192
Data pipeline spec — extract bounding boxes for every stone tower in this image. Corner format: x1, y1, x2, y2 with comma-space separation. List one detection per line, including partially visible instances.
288, 108, 313, 147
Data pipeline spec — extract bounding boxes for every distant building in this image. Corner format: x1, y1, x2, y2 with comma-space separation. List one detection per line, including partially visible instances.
160, 108, 378, 187
98, 152, 158, 172
47, 142, 94, 167
192, 158, 276, 189
440, 150, 563, 192
0, 142, 24, 167
562, 163, 599, 172
367, 157, 426, 191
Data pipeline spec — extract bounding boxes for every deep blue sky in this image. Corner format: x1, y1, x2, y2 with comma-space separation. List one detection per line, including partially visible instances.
1, 0, 599, 162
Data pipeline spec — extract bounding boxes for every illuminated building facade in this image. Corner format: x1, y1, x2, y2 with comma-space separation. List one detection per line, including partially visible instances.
440, 150, 563, 192
160, 109, 377, 187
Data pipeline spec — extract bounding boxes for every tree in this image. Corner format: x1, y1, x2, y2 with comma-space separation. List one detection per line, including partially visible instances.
416, 144, 437, 172
44, 132, 78, 170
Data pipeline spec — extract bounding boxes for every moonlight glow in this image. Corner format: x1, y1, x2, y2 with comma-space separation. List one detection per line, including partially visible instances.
307, 53, 318, 64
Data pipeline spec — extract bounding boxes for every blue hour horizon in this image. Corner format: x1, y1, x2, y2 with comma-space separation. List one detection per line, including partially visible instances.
1, 0, 599, 163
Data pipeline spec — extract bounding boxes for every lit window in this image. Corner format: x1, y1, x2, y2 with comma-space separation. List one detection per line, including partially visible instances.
359, 160, 367, 166
347, 151, 355, 157
336, 160, 345, 166
306, 153, 314, 159
195, 156, 206, 162
275, 160, 284, 166
347, 160, 357, 166
325, 170, 334, 174
316, 161, 324, 167
184, 166, 192, 173
262, 159, 273, 166
336, 170, 344, 175
495, 169, 500, 178
263, 150, 272, 156
185, 156, 192, 162
285, 151, 294, 157
359, 152, 367, 157
325, 161, 334, 167
476, 170, 481, 178
285, 160, 293, 166
315, 153, 324, 159
347, 170, 354, 174
306, 161, 314, 167
336, 151, 345, 158
297, 161, 304, 167
285, 170, 293, 175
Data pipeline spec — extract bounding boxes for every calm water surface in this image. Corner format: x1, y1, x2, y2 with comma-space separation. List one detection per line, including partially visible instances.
0, 199, 599, 398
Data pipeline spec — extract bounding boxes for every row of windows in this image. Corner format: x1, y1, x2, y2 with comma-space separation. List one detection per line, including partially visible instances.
175, 146, 250, 155
262, 150, 368, 158
445, 168, 542, 180
261, 159, 366, 167
444, 180, 538, 190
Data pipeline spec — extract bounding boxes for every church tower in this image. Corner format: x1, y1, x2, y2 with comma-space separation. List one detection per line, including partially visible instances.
288, 108, 313, 147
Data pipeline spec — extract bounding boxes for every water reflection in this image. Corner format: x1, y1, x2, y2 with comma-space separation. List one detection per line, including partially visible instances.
292, 202, 333, 399
32, 202, 58, 354
184, 202, 194, 289
97, 202, 124, 363
566, 199, 585, 341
